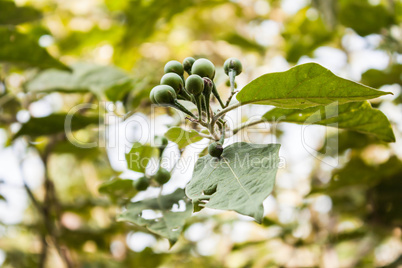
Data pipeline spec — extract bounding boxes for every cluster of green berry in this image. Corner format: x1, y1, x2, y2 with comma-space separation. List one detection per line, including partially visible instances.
150, 57, 242, 158
132, 136, 171, 191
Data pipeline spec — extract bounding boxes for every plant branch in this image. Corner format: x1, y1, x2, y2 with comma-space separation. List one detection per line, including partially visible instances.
232, 119, 266, 135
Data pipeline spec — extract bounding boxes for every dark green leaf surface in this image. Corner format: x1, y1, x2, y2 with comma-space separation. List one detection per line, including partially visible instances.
14, 113, 100, 138
0, 1, 41, 25
186, 142, 280, 223
0, 27, 68, 70
125, 142, 158, 173
262, 101, 395, 142
98, 178, 137, 199
361, 64, 402, 88
117, 188, 192, 246
236, 63, 391, 109
164, 127, 205, 149
25, 63, 134, 101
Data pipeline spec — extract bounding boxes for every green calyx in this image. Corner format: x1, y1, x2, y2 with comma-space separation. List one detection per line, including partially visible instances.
160, 73, 183, 94
224, 57, 242, 76
191, 58, 215, 79
133, 176, 150, 191
183, 57, 195, 75
208, 142, 223, 158
203, 77, 213, 121
154, 167, 171, 185
164, 60, 184, 76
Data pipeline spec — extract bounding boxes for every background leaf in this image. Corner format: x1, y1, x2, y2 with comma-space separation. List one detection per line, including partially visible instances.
25, 63, 134, 101
117, 188, 192, 246
164, 127, 205, 149
0, 1, 41, 25
125, 142, 159, 173
98, 178, 137, 200
236, 63, 391, 109
14, 113, 100, 138
262, 101, 395, 142
0, 27, 68, 70
186, 142, 280, 223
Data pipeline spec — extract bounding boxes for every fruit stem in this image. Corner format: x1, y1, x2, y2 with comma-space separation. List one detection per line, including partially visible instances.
195, 95, 204, 122
229, 69, 236, 93
212, 82, 225, 108
173, 100, 196, 118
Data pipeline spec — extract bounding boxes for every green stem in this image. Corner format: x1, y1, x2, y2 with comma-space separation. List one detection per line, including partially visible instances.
229, 69, 236, 93
232, 119, 265, 135
212, 82, 225, 108
195, 95, 203, 121
173, 100, 196, 118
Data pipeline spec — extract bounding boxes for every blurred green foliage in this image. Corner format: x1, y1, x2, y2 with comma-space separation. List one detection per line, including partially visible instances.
0, 0, 401, 267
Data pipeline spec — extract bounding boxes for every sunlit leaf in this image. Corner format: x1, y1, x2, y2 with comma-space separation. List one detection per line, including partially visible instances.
125, 142, 159, 173
117, 188, 192, 246
186, 142, 280, 223
236, 63, 391, 109
164, 127, 205, 149
262, 101, 395, 142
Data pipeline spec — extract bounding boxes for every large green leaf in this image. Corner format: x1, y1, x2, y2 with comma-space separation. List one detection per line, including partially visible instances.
117, 188, 192, 246
125, 142, 159, 173
236, 63, 391, 109
0, 27, 68, 70
25, 63, 134, 101
186, 142, 280, 223
164, 127, 205, 149
0, 1, 41, 25
262, 101, 395, 142
14, 113, 100, 138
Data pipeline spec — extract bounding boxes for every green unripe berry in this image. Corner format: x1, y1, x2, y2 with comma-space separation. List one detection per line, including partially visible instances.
191, 58, 215, 79
185, 74, 204, 96
150, 88, 157, 104
154, 167, 171, 185
160, 73, 183, 94
208, 142, 223, 158
164, 60, 184, 76
134, 176, 150, 191
183, 57, 195, 74
224, 57, 242, 76
150, 85, 177, 105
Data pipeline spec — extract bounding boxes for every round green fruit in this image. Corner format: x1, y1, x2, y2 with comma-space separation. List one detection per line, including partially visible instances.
208, 142, 223, 158
183, 57, 195, 74
191, 58, 215, 79
164, 60, 184, 76
224, 57, 242, 76
134, 176, 150, 191
185, 74, 204, 96
150, 85, 177, 105
160, 73, 183, 93
154, 168, 171, 185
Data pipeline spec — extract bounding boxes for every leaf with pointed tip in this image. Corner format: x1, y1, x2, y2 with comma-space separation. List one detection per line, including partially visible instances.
164, 127, 206, 149
186, 142, 280, 223
0, 27, 68, 70
262, 101, 395, 142
125, 142, 159, 173
236, 63, 391, 109
117, 188, 192, 246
